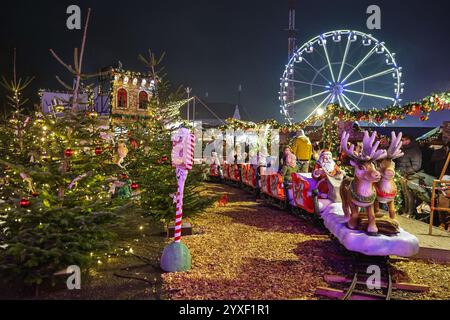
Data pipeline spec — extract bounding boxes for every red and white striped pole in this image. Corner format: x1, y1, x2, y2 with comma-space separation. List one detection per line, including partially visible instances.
160, 128, 195, 273
172, 129, 195, 243
174, 168, 187, 242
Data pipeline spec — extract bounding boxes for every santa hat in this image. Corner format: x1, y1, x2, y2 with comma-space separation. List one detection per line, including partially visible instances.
319, 149, 332, 157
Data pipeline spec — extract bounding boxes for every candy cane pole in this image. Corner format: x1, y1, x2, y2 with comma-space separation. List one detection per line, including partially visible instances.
174, 168, 188, 242
161, 128, 195, 273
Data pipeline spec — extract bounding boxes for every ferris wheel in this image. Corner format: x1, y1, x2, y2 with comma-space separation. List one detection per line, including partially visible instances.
279, 30, 404, 124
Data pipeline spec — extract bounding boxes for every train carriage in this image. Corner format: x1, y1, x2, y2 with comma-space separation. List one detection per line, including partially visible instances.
291, 173, 317, 214
230, 164, 241, 182
222, 163, 231, 180
247, 165, 258, 188
241, 164, 250, 186
209, 164, 220, 178
268, 173, 285, 201
259, 173, 270, 196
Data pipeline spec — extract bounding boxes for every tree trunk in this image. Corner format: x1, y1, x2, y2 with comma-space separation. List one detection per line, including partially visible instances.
72, 8, 91, 111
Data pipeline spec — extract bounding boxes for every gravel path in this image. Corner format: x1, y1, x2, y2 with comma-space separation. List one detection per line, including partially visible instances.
163, 183, 450, 300
2, 183, 447, 300
164, 183, 348, 300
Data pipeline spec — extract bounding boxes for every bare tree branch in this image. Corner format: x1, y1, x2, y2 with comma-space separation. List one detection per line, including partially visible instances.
72, 8, 91, 111
74, 47, 79, 73
49, 49, 77, 74
55, 76, 73, 91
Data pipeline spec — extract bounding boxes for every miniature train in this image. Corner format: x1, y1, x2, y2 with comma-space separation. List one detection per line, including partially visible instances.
209, 162, 420, 258
211, 163, 321, 214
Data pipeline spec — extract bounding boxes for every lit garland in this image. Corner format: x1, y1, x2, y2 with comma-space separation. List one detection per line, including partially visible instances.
111, 113, 153, 121
220, 91, 450, 133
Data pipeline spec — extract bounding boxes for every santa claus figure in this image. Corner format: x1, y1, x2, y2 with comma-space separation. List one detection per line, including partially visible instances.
313, 150, 343, 199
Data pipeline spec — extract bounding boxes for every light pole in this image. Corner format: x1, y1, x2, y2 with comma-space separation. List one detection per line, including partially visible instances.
192, 97, 196, 127
186, 87, 192, 122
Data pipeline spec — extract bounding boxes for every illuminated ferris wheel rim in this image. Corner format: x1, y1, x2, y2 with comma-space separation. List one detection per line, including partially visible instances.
279, 29, 404, 124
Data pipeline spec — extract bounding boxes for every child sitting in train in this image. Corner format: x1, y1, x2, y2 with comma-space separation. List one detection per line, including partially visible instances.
282, 151, 299, 203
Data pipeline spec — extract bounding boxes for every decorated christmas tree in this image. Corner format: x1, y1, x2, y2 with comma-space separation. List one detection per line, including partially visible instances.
0, 110, 129, 286
124, 110, 213, 224
123, 50, 216, 225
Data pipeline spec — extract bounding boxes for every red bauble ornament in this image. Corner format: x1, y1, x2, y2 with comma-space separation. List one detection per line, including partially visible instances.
411, 105, 421, 117
64, 149, 75, 157
120, 173, 129, 180
157, 156, 169, 164
129, 139, 139, 150
95, 147, 103, 155
19, 198, 31, 208
131, 182, 139, 190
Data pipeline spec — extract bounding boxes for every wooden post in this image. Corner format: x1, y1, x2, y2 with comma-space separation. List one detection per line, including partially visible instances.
429, 180, 437, 235
429, 152, 450, 235
438, 151, 450, 181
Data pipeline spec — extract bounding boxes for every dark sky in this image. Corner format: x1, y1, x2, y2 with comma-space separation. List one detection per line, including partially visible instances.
1, 0, 449, 126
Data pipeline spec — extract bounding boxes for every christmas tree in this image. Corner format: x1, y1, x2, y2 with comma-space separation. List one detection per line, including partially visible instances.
0, 47, 216, 288
0, 110, 129, 286
123, 50, 216, 224
124, 112, 213, 224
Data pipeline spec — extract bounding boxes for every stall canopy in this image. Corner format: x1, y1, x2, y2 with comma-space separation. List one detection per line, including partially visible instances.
417, 127, 442, 143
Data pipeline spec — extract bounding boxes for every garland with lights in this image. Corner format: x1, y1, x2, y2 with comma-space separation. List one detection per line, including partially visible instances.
220, 92, 450, 133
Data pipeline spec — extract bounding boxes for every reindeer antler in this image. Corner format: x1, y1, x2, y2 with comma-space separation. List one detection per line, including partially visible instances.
361, 131, 386, 161
386, 131, 404, 160
341, 131, 387, 162
341, 131, 356, 160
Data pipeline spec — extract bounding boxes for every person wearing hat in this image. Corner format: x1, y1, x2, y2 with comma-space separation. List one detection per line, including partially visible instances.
291, 129, 313, 173
313, 149, 343, 199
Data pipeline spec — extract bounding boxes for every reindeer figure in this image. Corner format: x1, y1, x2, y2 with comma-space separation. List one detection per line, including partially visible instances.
374, 132, 404, 220
340, 131, 387, 235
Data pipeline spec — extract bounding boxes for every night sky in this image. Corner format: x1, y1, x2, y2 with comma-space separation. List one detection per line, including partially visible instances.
1, 0, 449, 126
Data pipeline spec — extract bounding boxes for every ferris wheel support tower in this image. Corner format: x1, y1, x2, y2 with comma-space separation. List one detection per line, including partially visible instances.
286, 0, 297, 120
